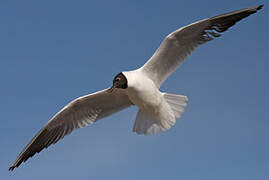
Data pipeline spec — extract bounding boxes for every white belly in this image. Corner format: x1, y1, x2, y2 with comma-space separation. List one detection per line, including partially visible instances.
125, 72, 163, 112
122, 70, 177, 134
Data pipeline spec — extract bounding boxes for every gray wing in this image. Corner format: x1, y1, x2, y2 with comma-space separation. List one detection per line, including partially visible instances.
141, 5, 263, 88
9, 88, 133, 171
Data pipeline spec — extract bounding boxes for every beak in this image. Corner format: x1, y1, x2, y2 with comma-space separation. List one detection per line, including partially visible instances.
107, 85, 115, 93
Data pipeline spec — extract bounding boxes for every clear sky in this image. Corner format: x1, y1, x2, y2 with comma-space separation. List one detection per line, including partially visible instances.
1, 0, 268, 179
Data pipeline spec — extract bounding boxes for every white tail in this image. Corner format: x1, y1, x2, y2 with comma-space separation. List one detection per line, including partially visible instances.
163, 93, 188, 119
132, 93, 188, 135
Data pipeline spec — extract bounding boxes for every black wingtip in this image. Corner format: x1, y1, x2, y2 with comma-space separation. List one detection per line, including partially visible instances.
8, 166, 15, 171
257, 5, 264, 10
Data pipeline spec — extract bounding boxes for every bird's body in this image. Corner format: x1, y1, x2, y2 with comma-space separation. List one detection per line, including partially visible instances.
9, 5, 263, 171
124, 70, 162, 111
123, 69, 178, 134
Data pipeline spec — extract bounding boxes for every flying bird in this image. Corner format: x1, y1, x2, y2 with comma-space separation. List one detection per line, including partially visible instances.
9, 5, 263, 171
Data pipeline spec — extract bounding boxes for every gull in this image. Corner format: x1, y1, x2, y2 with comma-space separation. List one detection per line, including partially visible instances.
9, 5, 263, 171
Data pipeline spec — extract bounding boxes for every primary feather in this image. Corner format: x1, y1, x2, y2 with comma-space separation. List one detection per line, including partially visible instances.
9, 89, 132, 171
141, 5, 263, 88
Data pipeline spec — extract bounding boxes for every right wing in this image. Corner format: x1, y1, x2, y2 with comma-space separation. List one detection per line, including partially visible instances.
141, 5, 263, 88
9, 88, 133, 171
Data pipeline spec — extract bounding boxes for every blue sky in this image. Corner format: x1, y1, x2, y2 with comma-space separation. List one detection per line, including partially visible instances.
1, 0, 268, 179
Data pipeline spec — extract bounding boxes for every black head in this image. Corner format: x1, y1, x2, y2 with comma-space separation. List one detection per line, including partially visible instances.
107, 72, 127, 93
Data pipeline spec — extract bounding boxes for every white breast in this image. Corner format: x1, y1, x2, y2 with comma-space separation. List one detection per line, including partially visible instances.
123, 70, 163, 112
123, 70, 178, 135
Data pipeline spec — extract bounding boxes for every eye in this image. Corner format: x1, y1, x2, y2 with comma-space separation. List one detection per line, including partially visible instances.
115, 78, 120, 82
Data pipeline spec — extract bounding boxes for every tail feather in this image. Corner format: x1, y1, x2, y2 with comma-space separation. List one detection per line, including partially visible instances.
132, 110, 166, 135
163, 93, 188, 119
132, 92, 188, 135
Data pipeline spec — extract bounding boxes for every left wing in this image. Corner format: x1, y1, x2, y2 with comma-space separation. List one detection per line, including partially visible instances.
141, 5, 263, 88
9, 88, 133, 171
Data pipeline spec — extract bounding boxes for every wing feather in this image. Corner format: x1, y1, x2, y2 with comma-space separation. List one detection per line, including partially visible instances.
141, 5, 263, 87
9, 88, 132, 171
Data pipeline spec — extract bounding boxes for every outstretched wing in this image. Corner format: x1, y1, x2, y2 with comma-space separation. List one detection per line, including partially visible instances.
9, 88, 133, 171
141, 5, 263, 88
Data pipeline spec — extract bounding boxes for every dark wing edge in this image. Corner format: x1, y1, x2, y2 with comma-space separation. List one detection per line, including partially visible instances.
206, 5, 263, 36
8, 126, 54, 171
9, 89, 133, 171
142, 5, 263, 87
